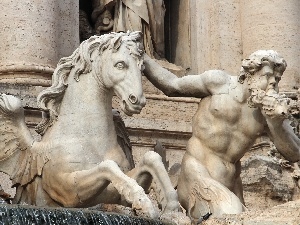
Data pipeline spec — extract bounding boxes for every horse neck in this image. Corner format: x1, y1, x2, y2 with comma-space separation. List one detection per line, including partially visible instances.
51, 72, 115, 138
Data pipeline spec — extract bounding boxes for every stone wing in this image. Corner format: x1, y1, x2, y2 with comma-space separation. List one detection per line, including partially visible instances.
0, 94, 36, 185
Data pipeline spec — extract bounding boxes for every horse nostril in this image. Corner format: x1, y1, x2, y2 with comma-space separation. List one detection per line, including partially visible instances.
128, 94, 138, 104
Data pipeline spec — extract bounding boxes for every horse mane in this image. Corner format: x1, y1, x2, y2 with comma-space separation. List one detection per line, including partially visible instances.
36, 31, 143, 135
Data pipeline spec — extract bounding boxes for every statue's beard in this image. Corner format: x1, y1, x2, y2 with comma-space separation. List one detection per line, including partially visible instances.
247, 87, 266, 108
247, 80, 278, 108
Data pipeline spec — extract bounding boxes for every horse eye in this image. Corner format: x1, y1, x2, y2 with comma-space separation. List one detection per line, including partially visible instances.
115, 62, 126, 70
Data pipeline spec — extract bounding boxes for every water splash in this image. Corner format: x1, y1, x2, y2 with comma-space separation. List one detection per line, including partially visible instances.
0, 204, 168, 225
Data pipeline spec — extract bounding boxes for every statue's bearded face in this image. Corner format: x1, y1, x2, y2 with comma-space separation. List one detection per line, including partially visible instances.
247, 63, 284, 109
248, 64, 282, 94
240, 50, 286, 95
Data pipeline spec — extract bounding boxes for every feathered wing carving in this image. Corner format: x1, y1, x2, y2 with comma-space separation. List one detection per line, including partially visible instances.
0, 94, 47, 186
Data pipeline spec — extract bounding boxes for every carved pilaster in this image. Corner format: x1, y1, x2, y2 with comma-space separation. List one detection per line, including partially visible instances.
0, 0, 79, 86
240, 0, 300, 92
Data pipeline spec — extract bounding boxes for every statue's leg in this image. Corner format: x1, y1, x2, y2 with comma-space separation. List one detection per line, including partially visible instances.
42, 160, 158, 219
177, 154, 244, 219
126, 151, 179, 213
232, 160, 245, 204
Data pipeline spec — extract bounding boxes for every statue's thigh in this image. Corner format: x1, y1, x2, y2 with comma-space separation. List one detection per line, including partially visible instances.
177, 155, 210, 208
179, 154, 211, 184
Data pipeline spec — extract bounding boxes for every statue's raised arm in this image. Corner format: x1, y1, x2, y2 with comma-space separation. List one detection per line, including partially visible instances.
143, 53, 230, 98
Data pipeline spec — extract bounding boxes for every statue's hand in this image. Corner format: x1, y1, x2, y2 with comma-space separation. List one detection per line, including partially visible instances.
143, 53, 151, 62
247, 88, 266, 108
261, 90, 289, 119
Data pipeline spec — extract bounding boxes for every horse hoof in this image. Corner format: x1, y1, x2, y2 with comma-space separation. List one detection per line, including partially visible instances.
160, 211, 191, 225
132, 197, 159, 219
164, 200, 180, 213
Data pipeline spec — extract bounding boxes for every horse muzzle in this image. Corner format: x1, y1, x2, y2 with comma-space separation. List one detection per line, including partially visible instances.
122, 94, 146, 116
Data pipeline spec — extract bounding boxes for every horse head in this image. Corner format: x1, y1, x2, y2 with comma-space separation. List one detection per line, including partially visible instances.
97, 32, 146, 115
36, 32, 146, 134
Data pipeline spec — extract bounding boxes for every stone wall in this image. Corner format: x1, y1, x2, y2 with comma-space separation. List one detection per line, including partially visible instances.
187, 0, 300, 93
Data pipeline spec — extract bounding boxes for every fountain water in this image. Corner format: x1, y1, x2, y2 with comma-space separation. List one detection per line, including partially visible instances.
0, 203, 168, 225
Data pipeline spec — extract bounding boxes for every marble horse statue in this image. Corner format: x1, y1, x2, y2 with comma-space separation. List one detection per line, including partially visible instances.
0, 31, 179, 219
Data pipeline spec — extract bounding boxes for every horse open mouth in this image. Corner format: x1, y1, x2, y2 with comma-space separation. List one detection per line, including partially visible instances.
122, 100, 142, 116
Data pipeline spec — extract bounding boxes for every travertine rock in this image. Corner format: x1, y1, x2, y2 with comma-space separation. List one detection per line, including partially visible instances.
241, 155, 295, 210
202, 200, 300, 225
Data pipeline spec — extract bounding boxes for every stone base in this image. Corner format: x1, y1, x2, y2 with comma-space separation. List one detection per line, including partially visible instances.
202, 199, 300, 225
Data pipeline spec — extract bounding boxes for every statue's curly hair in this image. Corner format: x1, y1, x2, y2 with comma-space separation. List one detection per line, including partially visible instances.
238, 50, 287, 84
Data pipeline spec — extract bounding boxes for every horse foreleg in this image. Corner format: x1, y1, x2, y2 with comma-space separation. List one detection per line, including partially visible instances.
127, 151, 180, 213
43, 160, 158, 218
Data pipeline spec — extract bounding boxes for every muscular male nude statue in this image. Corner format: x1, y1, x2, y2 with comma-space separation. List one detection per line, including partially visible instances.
143, 50, 300, 219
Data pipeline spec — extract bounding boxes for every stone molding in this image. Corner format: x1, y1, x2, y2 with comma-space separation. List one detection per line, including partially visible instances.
0, 64, 54, 86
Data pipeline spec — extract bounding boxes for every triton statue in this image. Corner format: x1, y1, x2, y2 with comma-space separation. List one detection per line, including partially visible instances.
144, 50, 300, 219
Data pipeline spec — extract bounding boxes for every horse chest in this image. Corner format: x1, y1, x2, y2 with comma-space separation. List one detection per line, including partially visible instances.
48, 138, 111, 163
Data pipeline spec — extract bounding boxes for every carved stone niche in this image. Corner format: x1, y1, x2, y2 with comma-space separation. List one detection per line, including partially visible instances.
79, 0, 191, 74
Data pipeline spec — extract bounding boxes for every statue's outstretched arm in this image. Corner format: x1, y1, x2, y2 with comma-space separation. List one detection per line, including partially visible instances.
143, 54, 230, 98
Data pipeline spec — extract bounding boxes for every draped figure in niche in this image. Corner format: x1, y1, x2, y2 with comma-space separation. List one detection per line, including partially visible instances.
91, 0, 165, 59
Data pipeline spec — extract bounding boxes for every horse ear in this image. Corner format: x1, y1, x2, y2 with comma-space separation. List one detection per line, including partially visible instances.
112, 36, 122, 53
